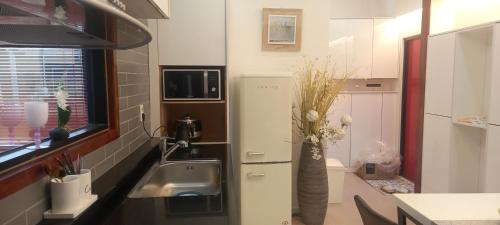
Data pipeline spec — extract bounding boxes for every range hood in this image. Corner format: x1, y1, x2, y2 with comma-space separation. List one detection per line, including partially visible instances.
0, 0, 152, 49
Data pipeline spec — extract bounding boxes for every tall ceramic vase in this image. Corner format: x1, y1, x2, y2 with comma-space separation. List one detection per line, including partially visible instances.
298, 141, 328, 225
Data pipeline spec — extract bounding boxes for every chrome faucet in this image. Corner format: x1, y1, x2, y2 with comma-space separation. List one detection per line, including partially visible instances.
160, 138, 189, 164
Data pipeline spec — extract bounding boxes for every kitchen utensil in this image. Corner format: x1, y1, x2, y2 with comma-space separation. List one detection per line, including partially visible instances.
175, 114, 202, 142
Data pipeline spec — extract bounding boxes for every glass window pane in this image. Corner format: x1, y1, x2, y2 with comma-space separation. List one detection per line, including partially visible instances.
0, 48, 88, 152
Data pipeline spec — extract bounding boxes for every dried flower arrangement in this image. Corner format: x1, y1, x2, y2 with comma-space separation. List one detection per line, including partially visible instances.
293, 58, 351, 160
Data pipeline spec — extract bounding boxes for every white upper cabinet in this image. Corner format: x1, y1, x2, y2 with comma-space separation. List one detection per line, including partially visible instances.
157, 0, 226, 65
329, 20, 348, 79
372, 19, 399, 78
424, 33, 455, 117
151, 0, 170, 18
346, 19, 373, 79
330, 18, 398, 79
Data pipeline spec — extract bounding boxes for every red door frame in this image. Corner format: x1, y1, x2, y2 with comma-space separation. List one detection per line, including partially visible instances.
400, 35, 421, 184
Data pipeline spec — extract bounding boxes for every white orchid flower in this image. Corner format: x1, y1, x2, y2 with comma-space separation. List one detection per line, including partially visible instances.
341, 114, 352, 126
54, 85, 69, 110
308, 135, 320, 145
332, 128, 346, 141
306, 110, 319, 122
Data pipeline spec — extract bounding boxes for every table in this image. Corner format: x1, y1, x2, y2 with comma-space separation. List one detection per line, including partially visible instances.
393, 193, 500, 225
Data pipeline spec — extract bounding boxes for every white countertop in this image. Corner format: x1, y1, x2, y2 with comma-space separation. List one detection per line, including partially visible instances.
393, 194, 500, 225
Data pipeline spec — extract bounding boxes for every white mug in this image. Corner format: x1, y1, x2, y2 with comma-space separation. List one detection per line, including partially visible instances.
78, 169, 92, 201
50, 175, 80, 213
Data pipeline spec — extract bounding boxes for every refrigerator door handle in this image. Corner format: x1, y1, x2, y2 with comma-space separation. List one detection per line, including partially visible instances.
246, 172, 265, 178
246, 151, 265, 156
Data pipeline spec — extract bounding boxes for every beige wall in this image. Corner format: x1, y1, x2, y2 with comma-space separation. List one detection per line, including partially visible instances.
330, 0, 396, 18
431, 0, 500, 34
226, 0, 330, 212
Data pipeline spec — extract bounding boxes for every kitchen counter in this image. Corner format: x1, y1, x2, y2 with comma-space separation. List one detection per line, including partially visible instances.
40, 140, 237, 225
394, 193, 500, 225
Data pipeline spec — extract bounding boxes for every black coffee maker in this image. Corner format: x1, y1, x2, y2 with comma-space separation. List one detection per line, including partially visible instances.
174, 114, 202, 144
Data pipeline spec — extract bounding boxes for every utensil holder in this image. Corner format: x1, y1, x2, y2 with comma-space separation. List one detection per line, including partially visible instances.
78, 169, 92, 201
50, 175, 80, 213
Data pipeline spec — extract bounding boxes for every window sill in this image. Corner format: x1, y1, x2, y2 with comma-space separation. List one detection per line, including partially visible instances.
0, 124, 107, 172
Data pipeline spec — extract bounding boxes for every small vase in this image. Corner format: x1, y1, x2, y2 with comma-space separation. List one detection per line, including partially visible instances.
49, 128, 69, 142
298, 141, 328, 225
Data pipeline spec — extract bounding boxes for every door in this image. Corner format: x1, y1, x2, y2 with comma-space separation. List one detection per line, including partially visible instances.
401, 37, 421, 183
239, 76, 292, 163
240, 163, 291, 225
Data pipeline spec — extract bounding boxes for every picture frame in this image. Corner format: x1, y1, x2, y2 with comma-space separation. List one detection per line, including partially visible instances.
262, 8, 303, 52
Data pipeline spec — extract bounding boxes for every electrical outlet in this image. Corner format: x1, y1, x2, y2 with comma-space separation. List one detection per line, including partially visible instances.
139, 104, 144, 122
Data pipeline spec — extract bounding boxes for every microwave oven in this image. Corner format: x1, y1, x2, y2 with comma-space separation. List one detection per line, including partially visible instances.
162, 68, 222, 101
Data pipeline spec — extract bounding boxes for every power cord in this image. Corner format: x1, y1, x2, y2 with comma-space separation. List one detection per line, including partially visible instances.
141, 113, 172, 139
141, 113, 152, 138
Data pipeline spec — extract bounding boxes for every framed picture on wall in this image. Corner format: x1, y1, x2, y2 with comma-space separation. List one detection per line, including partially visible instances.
262, 8, 303, 51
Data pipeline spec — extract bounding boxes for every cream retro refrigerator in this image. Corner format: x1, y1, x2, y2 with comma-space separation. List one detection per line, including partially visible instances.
238, 74, 292, 225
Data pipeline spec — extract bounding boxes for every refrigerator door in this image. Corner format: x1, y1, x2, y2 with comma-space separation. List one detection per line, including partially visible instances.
239, 75, 292, 163
240, 163, 291, 225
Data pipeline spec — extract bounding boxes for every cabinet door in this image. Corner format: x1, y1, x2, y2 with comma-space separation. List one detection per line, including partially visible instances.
381, 93, 400, 152
350, 93, 382, 166
157, 0, 225, 65
372, 19, 399, 78
480, 125, 500, 192
488, 24, 500, 125
424, 33, 455, 117
421, 114, 452, 193
329, 19, 348, 79
325, 94, 352, 166
346, 19, 373, 79
240, 163, 291, 225
152, 0, 170, 18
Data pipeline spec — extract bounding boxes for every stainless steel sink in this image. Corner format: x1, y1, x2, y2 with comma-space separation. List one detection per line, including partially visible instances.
128, 159, 222, 198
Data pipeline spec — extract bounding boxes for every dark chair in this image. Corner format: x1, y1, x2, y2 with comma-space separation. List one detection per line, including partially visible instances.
354, 195, 398, 225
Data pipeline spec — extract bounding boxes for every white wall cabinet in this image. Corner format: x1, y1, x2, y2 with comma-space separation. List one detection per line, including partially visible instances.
372, 19, 399, 78
240, 163, 291, 225
346, 19, 373, 79
329, 18, 399, 79
350, 93, 382, 166
157, 0, 226, 65
325, 94, 352, 166
151, 0, 170, 18
329, 20, 348, 78
424, 33, 455, 117
480, 125, 500, 192
421, 114, 452, 193
422, 23, 500, 194
381, 93, 400, 151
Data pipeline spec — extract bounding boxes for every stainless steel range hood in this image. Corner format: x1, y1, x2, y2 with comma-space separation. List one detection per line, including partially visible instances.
0, 0, 152, 49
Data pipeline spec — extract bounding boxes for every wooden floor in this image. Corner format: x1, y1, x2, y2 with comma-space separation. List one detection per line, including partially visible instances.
293, 172, 404, 225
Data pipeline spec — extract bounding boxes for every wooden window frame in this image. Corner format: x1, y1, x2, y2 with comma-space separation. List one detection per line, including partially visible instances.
0, 18, 120, 199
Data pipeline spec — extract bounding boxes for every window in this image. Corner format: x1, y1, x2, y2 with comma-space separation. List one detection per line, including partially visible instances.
0, 45, 111, 172
0, 48, 89, 152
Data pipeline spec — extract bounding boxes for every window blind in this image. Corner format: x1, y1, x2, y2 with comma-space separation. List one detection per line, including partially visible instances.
0, 48, 88, 152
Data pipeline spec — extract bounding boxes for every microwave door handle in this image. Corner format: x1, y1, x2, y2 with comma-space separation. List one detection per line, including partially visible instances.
203, 71, 208, 98
186, 74, 193, 98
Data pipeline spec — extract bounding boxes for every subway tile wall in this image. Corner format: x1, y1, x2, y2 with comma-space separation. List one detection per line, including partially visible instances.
0, 21, 151, 225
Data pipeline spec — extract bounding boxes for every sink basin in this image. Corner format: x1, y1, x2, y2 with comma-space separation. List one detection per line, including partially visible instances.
128, 159, 222, 198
